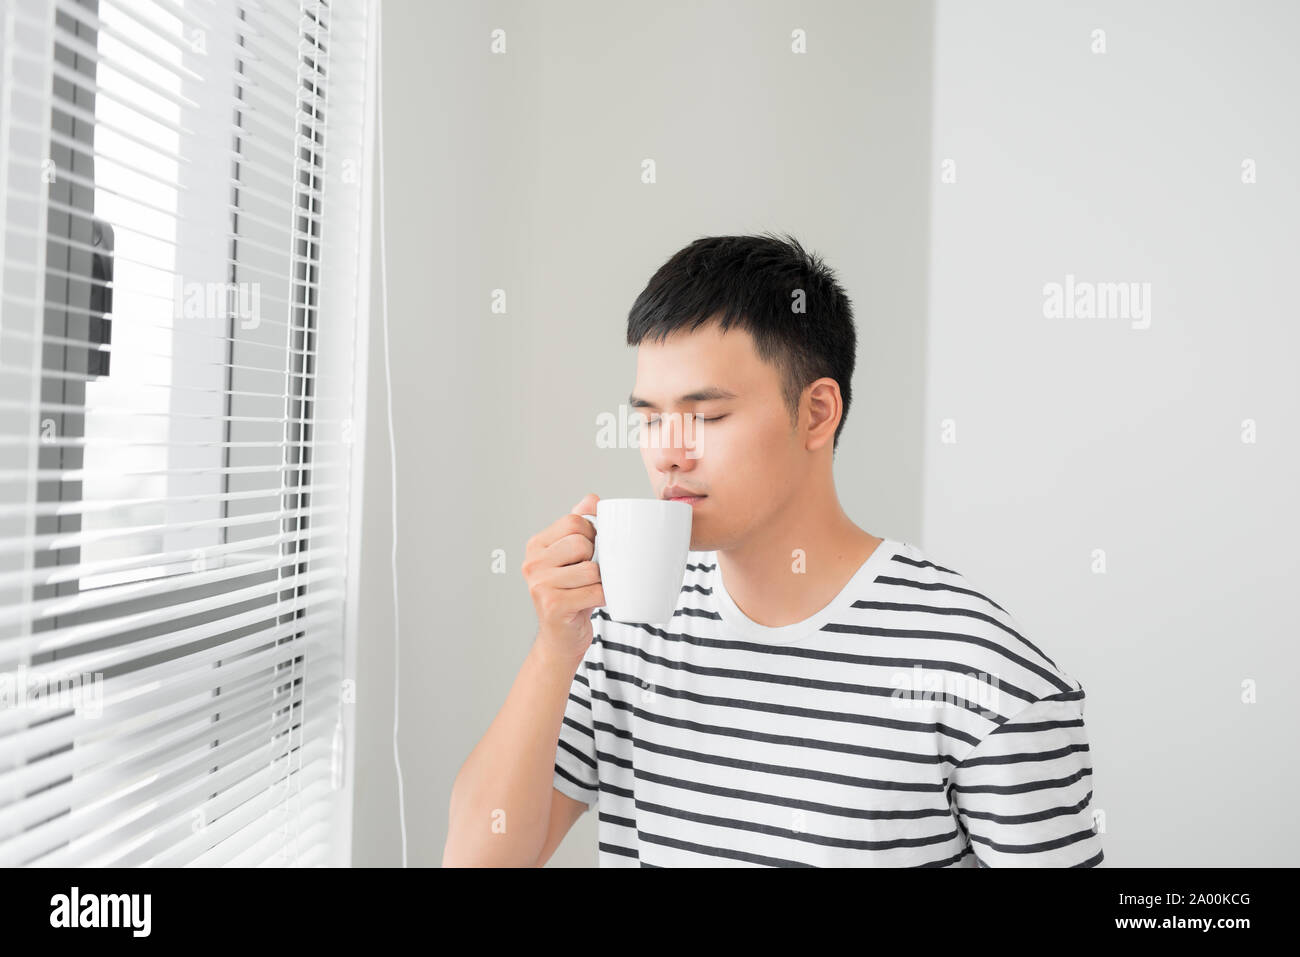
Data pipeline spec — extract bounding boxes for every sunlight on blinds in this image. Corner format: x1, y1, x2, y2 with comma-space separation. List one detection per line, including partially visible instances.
82, 1, 179, 588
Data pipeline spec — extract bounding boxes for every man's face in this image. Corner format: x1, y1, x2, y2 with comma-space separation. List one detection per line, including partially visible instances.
631, 321, 805, 551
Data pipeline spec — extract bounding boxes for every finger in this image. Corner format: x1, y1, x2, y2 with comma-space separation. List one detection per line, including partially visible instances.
544, 529, 596, 566
532, 512, 595, 552
540, 560, 601, 591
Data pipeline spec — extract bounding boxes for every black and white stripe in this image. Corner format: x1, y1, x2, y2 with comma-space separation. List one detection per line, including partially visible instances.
553, 539, 1103, 867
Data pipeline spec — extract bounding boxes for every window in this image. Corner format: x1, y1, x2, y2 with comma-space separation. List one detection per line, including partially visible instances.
0, 0, 375, 865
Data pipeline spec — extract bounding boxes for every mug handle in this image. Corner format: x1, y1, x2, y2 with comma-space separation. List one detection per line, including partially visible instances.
577, 513, 599, 566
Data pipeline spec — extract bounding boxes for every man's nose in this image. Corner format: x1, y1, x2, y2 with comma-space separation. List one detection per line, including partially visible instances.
645, 411, 703, 469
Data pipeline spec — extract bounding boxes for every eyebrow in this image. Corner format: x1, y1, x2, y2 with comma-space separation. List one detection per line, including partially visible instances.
628, 387, 738, 409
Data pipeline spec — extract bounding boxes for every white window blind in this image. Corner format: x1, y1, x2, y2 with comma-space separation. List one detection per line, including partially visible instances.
0, 0, 376, 866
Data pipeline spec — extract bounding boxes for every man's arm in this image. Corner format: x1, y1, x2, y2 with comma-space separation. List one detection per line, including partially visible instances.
444, 494, 604, 866
443, 642, 587, 867
532, 790, 590, 867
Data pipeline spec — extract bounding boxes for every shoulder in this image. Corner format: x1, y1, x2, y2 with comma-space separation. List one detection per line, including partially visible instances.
875, 539, 1084, 722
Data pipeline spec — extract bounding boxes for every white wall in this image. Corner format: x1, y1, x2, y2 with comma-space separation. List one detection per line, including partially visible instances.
353, 0, 935, 866
922, 0, 1300, 865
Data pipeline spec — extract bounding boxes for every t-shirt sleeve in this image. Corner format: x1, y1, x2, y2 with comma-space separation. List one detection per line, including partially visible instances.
947, 687, 1104, 867
551, 617, 601, 808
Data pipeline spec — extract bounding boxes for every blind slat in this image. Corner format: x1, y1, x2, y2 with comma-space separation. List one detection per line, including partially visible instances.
4, 545, 341, 628
144, 750, 334, 868
1, 577, 341, 665
0, 677, 338, 861
0, 502, 338, 556
0, 624, 343, 761
0, 524, 343, 589
30, 729, 336, 867
0, 668, 340, 822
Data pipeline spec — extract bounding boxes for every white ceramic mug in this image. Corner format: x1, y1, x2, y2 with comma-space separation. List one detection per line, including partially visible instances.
579, 498, 693, 625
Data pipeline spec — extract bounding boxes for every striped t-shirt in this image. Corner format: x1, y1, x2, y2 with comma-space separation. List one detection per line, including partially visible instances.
552, 538, 1104, 867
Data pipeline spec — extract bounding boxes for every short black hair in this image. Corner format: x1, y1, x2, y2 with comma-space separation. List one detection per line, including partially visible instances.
626, 232, 857, 452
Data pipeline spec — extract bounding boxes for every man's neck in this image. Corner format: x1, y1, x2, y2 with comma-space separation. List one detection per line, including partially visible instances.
715, 482, 882, 629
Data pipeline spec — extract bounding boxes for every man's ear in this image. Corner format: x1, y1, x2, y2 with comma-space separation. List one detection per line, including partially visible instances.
803, 378, 843, 452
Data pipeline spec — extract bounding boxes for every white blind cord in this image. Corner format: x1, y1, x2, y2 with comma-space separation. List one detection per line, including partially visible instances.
375, 0, 409, 869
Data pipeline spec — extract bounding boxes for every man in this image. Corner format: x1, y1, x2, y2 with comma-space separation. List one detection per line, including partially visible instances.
443, 233, 1103, 867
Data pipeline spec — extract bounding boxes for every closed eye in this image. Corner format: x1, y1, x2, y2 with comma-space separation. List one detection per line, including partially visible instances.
644, 415, 727, 425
